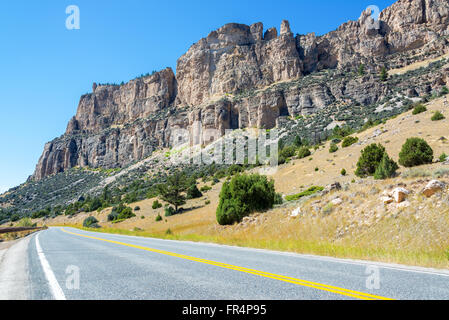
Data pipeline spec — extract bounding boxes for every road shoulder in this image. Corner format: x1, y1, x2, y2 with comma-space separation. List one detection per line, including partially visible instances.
0, 235, 32, 299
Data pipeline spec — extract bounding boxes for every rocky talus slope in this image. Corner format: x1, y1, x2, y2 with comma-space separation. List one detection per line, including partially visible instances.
30, 0, 449, 181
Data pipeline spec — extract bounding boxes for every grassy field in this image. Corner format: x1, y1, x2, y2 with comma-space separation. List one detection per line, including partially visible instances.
41, 96, 449, 269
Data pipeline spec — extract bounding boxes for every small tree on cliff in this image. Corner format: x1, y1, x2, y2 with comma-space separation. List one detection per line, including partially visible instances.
380, 67, 388, 82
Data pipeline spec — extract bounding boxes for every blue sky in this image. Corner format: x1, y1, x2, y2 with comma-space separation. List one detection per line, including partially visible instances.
0, 0, 396, 192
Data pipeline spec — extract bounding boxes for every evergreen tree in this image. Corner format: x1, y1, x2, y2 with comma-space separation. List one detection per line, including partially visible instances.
157, 171, 187, 213
380, 67, 388, 82
374, 153, 399, 180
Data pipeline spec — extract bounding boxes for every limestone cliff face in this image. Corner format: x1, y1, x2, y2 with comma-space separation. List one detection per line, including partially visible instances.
32, 0, 449, 180
66, 68, 176, 134
176, 21, 302, 107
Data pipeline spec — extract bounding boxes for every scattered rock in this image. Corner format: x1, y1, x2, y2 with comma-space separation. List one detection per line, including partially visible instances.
389, 187, 410, 203
323, 182, 342, 195
381, 196, 394, 204
421, 180, 446, 197
291, 207, 301, 217
331, 198, 343, 206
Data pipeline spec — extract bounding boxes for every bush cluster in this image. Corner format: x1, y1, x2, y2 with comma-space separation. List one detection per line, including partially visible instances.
329, 143, 339, 153
412, 104, 427, 115
107, 203, 135, 222
83, 216, 99, 228
342, 136, 359, 148
431, 111, 445, 121
398, 138, 433, 167
216, 174, 276, 225
355, 144, 387, 178
152, 200, 163, 209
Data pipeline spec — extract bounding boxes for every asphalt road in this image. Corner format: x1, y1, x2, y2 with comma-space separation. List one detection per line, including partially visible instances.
1, 227, 449, 300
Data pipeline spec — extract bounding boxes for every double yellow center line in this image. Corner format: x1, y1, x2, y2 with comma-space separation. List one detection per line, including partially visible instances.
60, 228, 393, 300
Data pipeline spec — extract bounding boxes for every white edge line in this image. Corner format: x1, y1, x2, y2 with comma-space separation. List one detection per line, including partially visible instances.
59, 227, 449, 278
35, 233, 66, 300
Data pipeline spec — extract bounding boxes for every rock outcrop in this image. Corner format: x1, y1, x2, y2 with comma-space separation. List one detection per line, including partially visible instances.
422, 180, 446, 197
32, 0, 449, 180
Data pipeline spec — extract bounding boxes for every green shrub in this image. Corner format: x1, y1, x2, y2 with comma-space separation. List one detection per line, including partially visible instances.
31, 209, 50, 219
431, 111, 445, 121
134, 206, 140, 211
279, 146, 296, 159
200, 185, 212, 192
216, 174, 276, 225
297, 147, 311, 159
155, 214, 162, 222
83, 216, 99, 228
342, 136, 359, 148
186, 184, 203, 199
164, 206, 176, 217
107, 212, 118, 222
117, 207, 135, 220
152, 200, 163, 209
355, 143, 386, 177
439, 153, 448, 162
17, 218, 36, 227
205, 200, 211, 205
341, 169, 347, 176
412, 104, 427, 115
329, 143, 339, 153
108, 203, 135, 221
315, 167, 319, 172
332, 126, 353, 138
274, 193, 283, 205
285, 186, 324, 201
374, 153, 399, 179
399, 138, 433, 167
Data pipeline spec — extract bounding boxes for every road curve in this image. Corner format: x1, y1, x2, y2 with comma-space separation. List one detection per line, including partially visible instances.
1, 227, 449, 300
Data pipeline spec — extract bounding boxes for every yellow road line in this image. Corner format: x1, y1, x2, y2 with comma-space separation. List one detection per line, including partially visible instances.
60, 228, 393, 300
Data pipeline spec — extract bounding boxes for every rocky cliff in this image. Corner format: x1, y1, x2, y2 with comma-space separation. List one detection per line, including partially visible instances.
32, 0, 449, 180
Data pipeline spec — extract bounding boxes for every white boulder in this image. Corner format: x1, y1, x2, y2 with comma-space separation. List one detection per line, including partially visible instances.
421, 180, 446, 197
389, 187, 409, 203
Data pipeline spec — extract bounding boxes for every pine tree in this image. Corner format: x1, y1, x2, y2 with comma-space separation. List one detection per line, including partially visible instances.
157, 171, 187, 213
374, 153, 399, 180
380, 67, 388, 82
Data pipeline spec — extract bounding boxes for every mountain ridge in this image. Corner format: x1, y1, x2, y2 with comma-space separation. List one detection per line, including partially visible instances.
32, 0, 449, 181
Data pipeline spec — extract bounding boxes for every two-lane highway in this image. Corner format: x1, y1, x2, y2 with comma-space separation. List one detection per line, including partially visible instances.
1, 227, 449, 300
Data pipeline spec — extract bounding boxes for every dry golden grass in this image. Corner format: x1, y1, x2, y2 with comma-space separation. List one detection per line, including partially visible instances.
0, 229, 41, 242
44, 96, 449, 269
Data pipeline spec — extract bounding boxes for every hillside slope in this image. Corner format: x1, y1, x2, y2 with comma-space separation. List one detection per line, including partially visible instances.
38, 95, 449, 268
